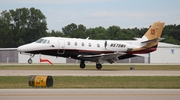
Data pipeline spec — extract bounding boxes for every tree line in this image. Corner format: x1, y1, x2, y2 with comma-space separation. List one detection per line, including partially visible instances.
0, 7, 180, 48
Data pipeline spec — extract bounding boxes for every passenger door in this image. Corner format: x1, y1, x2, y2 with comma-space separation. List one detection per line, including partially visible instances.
57, 39, 65, 54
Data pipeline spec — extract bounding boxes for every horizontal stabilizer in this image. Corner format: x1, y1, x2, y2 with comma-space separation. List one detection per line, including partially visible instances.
141, 38, 165, 44
134, 38, 141, 40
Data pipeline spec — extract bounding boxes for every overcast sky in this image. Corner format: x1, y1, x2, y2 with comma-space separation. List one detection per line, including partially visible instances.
0, 0, 180, 31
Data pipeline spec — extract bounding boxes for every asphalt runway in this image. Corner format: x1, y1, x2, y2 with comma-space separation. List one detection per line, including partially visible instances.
0, 89, 180, 100
0, 70, 180, 76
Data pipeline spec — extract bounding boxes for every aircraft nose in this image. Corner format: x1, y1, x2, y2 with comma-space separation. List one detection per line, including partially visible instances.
17, 45, 28, 52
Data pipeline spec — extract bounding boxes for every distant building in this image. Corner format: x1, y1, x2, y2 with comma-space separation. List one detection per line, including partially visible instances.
150, 42, 180, 63
0, 42, 180, 64
0, 48, 18, 63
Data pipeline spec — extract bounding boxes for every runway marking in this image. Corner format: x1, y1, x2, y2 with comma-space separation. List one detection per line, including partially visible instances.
1, 94, 180, 97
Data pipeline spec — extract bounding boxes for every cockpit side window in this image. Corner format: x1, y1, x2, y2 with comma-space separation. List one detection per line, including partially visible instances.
47, 40, 50, 44
35, 39, 44, 43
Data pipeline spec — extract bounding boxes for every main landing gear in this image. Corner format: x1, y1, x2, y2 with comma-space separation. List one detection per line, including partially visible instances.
80, 60, 86, 69
28, 54, 35, 64
96, 63, 102, 70
79, 60, 102, 70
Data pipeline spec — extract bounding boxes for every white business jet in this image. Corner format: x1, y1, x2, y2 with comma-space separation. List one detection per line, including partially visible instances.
17, 22, 165, 70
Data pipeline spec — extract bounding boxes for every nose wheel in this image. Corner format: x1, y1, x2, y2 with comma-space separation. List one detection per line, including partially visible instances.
28, 58, 33, 64
28, 54, 35, 64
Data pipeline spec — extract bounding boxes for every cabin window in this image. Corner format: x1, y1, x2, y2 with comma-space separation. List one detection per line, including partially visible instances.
68, 41, 70, 45
89, 43, 91, 47
97, 43, 100, 47
75, 42, 77, 46
82, 42, 84, 46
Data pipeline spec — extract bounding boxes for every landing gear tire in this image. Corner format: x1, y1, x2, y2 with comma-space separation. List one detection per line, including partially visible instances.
96, 63, 102, 70
80, 60, 86, 69
28, 58, 33, 64
80, 63, 86, 69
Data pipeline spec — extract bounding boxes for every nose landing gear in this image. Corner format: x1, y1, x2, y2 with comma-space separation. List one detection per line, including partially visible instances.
28, 58, 33, 64
28, 54, 35, 64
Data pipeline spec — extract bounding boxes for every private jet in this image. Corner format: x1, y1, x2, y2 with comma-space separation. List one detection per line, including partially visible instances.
17, 22, 165, 70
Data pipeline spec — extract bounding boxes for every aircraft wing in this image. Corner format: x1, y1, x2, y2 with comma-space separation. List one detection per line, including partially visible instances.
78, 52, 125, 64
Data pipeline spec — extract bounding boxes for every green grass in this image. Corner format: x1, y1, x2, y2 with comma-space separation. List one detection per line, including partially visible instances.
0, 65, 180, 70
0, 64, 180, 89
0, 76, 180, 89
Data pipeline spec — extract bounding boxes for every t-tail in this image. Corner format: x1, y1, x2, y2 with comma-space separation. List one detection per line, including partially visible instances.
132, 21, 165, 53
142, 21, 165, 42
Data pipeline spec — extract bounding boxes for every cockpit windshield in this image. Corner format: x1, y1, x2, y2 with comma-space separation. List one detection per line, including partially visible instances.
35, 38, 50, 44
42, 39, 47, 44
35, 39, 44, 43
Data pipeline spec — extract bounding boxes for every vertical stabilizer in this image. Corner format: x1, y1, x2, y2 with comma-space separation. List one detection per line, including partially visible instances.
142, 22, 165, 41
131, 22, 165, 53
